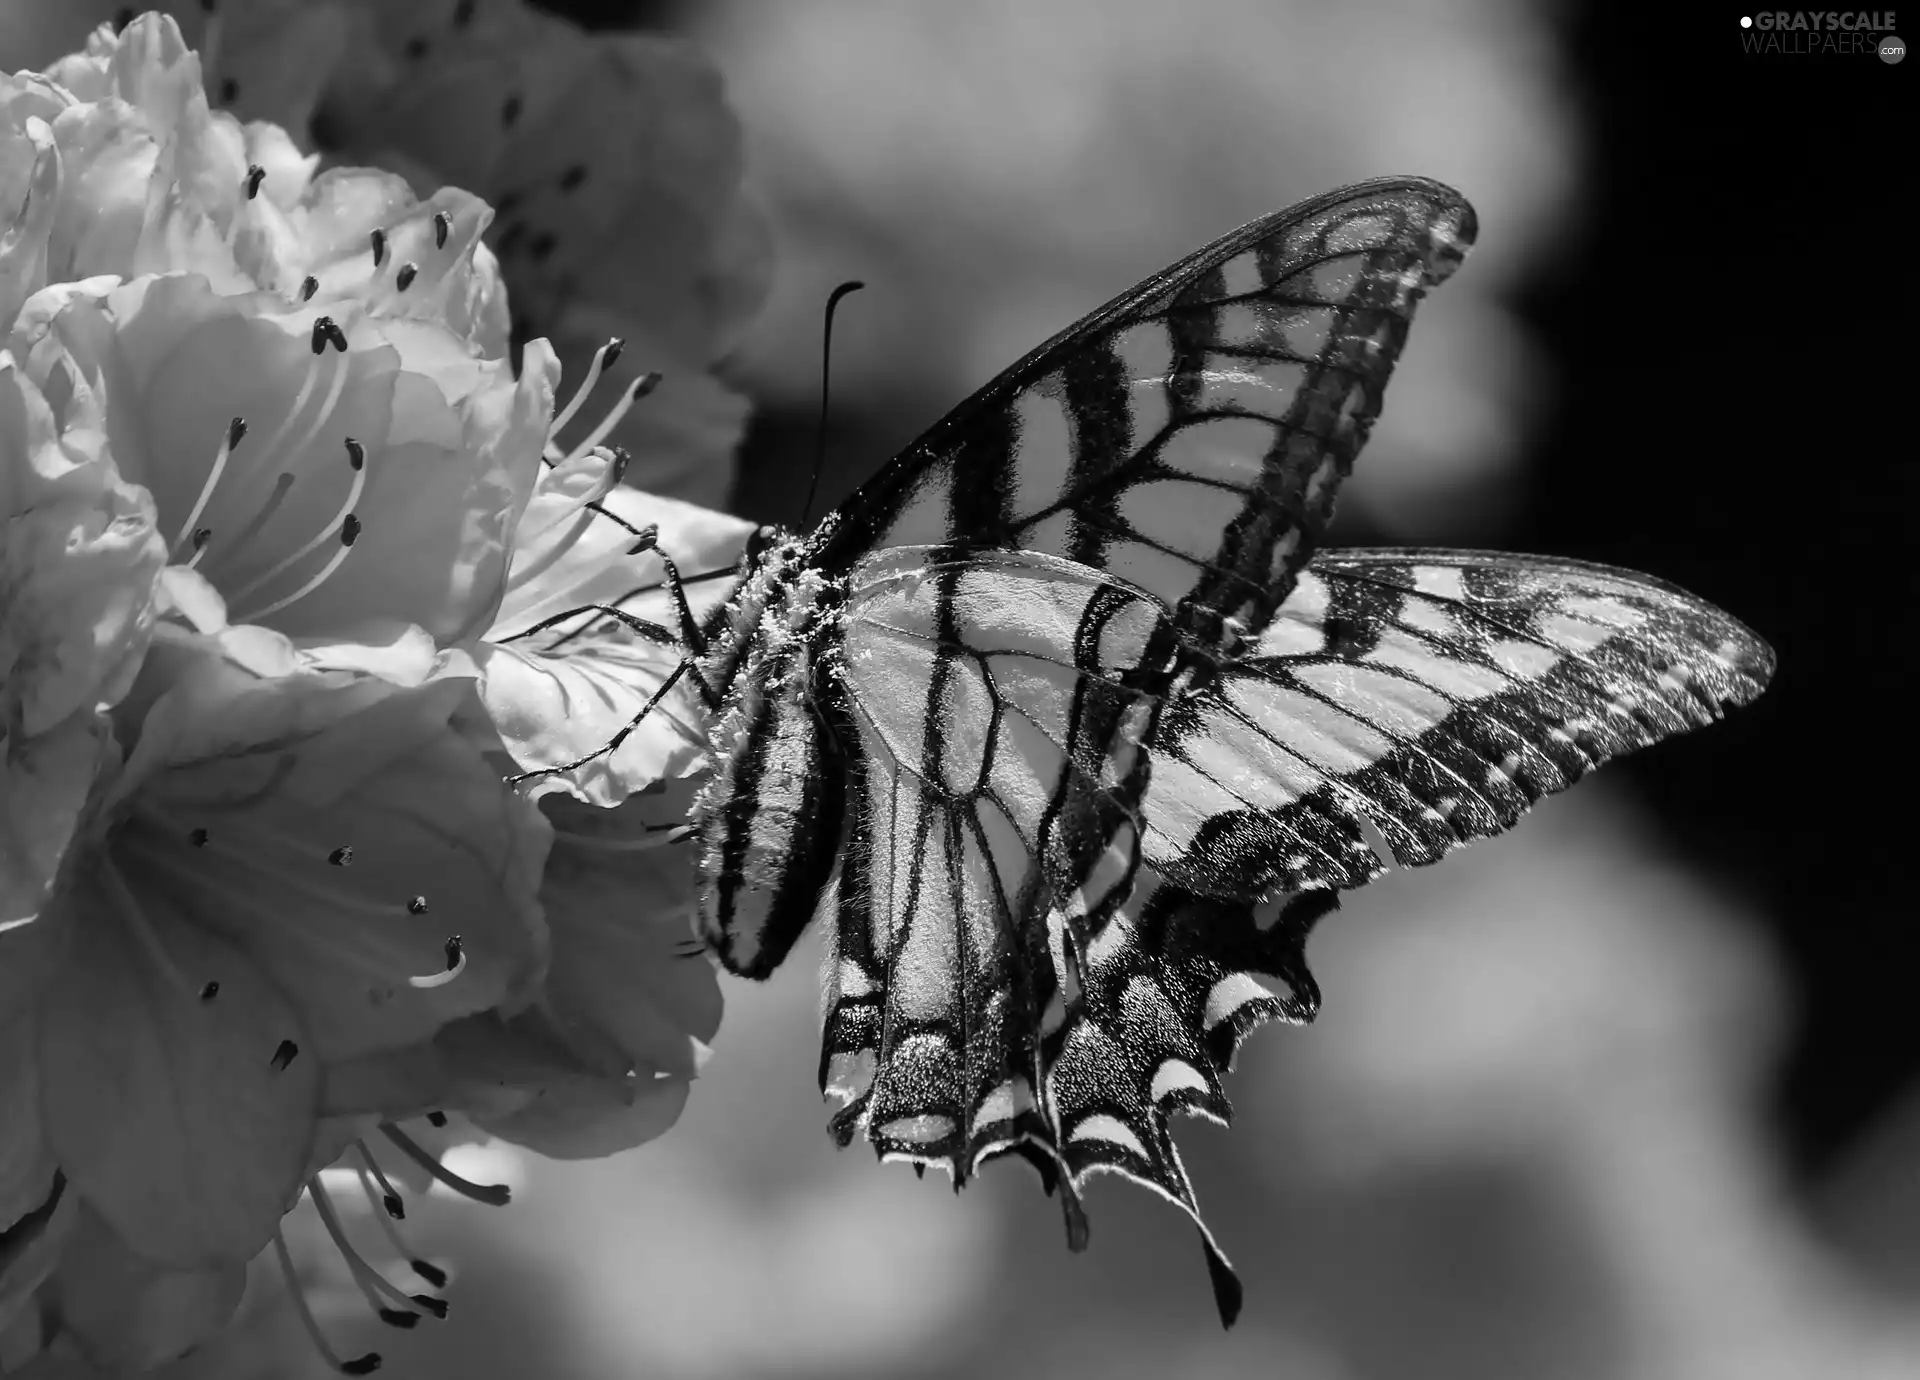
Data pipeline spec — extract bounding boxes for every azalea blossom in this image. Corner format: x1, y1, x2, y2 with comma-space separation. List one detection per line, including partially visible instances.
1, 13, 755, 1371
2, 0, 771, 509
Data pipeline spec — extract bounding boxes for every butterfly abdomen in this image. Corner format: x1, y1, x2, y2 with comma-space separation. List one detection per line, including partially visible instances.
692, 534, 846, 978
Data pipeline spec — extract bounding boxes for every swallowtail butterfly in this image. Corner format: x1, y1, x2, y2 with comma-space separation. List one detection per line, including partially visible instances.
594, 179, 1774, 1322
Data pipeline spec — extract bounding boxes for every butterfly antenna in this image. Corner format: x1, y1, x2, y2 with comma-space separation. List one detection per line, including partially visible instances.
799, 280, 865, 530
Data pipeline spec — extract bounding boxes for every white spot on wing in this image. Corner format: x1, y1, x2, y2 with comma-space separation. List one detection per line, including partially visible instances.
1203, 972, 1274, 1031
1068, 1113, 1151, 1161
1149, 1058, 1212, 1104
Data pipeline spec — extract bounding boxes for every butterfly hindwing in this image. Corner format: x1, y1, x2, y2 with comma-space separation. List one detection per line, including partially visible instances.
811, 179, 1476, 654
1143, 549, 1778, 900
816, 547, 1172, 1179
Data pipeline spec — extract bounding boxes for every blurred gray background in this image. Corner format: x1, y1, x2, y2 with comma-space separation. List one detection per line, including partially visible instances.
4, 2, 1909, 1377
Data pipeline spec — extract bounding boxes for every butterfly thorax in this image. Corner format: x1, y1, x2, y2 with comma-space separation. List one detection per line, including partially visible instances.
689, 527, 848, 978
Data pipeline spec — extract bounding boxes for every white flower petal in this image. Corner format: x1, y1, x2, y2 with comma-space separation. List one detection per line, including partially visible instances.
39, 891, 320, 1267
43, 1203, 248, 1373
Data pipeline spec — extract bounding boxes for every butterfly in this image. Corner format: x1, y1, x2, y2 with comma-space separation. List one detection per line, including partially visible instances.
527, 177, 1774, 1324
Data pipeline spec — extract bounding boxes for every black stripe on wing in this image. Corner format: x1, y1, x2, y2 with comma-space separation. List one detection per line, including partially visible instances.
809, 179, 1477, 658
1142, 549, 1777, 900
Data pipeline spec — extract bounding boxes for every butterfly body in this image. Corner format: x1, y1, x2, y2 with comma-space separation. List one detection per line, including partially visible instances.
668, 178, 1773, 1325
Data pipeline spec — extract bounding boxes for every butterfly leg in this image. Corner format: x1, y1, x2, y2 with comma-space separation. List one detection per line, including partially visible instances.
503, 659, 693, 787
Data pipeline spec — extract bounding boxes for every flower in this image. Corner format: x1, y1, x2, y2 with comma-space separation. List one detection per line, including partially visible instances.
2, 12, 760, 1370
314, 0, 771, 508
3, 1, 772, 508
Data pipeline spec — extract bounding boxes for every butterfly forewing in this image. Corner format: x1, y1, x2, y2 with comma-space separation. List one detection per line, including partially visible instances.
1143, 549, 1778, 899
812, 179, 1476, 654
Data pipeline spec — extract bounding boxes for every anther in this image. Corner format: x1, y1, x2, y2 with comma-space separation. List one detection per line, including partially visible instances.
244, 164, 265, 199
412, 1259, 449, 1289
453, 0, 475, 25
190, 828, 210, 847
271, 1040, 299, 1071
341, 514, 361, 547
432, 211, 450, 249
369, 228, 387, 267
310, 317, 334, 355
500, 94, 522, 128
200, 981, 220, 1001
626, 523, 660, 556
326, 319, 349, 353
377, 1309, 420, 1330
343, 437, 364, 472
301, 275, 318, 301
218, 78, 238, 104
275, 1229, 384, 1376
329, 846, 354, 866
407, 896, 428, 915
443, 935, 462, 971
192, 528, 212, 551
395, 262, 417, 291
356, 1142, 405, 1219
410, 1294, 450, 1320
228, 416, 248, 448
426, 1111, 448, 1128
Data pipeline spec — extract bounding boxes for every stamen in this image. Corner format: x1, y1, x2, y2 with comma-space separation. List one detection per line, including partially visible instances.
169, 416, 248, 557
307, 1178, 443, 1330
395, 263, 418, 291
547, 336, 625, 442
244, 165, 265, 199
432, 211, 450, 249
301, 275, 318, 301
407, 896, 428, 915
270, 1040, 299, 1071
378, 1124, 511, 1206
406, 936, 464, 991
626, 524, 659, 556
369, 228, 387, 268
327, 320, 349, 353
192, 528, 212, 553
237, 516, 360, 622
355, 1141, 405, 1219
310, 318, 334, 355
561, 373, 660, 464
507, 446, 633, 579
196, 471, 293, 571
225, 366, 363, 610
275, 1229, 383, 1375
344, 437, 365, 472
329, 846, 354, 866
352, 1158, 457, 1294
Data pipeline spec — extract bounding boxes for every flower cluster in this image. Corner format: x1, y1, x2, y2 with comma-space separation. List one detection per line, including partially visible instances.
1, 10, 758, 1372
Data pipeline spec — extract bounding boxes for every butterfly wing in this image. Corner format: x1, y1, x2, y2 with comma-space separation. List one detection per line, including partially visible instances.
809, 178, 1476, 655
1143, 549, 1778, 900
